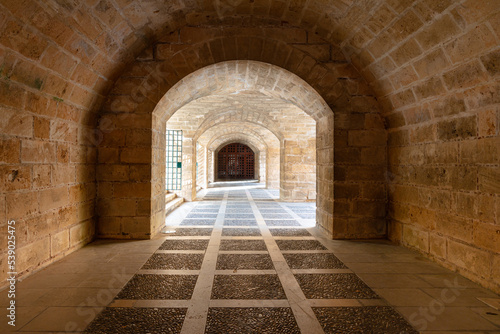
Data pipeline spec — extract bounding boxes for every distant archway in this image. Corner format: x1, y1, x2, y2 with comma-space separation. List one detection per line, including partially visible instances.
216, 143, 255, 180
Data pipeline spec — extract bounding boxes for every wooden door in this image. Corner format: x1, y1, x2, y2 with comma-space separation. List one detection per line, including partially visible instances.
217, 143, 255, 180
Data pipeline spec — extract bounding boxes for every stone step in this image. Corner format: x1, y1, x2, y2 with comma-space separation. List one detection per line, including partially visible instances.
165, 192, 177, 203
165, 197, 184, 216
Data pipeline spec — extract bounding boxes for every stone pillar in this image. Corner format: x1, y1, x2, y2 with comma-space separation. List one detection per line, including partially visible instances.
207, 149, 214, 183
180, 137, 196, 201
280, 138, 316, 201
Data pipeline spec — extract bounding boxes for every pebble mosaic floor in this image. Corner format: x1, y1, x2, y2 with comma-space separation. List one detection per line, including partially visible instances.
83, 187, 418, 334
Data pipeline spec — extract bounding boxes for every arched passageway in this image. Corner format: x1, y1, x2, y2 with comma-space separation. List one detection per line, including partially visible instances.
1, 0, 497, 298
216, 143, 256, 180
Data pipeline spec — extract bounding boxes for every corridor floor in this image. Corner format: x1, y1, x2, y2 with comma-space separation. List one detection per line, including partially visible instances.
2, 186, 500, 333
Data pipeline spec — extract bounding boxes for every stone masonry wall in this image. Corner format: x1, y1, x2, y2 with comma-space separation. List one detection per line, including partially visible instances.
341, 0, 500, 293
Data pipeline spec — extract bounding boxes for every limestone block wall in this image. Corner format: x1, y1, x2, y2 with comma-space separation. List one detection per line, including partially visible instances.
342, 0, 500, 293
267, 147, 280, 188
196, 143, 205, 190
207, 150, 214, 183
101, 30, 386, 241
0, 0, 497, 294
280, 137, 316, 201
0, 1, 108, 284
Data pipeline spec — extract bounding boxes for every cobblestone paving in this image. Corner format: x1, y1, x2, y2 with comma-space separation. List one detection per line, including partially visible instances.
85, 187, 417, 334
84, 307, 187, 334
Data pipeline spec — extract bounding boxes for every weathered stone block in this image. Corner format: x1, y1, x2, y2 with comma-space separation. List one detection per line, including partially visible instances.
437, 116, 477, 141
413, 48, 450, 78
70, 220, 94, 246
429, 233, 447, 259
16, 237, 50, 273
478, 167, 500, 195
481, 49, 500, 76
6, 191, 38, 218
416, 14, 461, 51
436, 213, 473, 243
96, 164, 129, 181
447, 239, 491, 277
40, 186, 69, 212
1, 165, 31, 191
51, 229, 69, 256
403, 224, 429, 252
21, 140, 57, 163
443, 61, 487, 90
444, 23, 497, 63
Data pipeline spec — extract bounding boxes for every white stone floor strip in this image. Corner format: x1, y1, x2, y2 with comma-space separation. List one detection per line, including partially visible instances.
137, 269, 200, 275
156, 250, 206, 254
218, 250, 268, 254
109, 299, 192, 308
291, 269, 353, 274
246, 189, 325, 334
209, 300, 290, 307
180, 192, 228, 334
214, 270, 277, 275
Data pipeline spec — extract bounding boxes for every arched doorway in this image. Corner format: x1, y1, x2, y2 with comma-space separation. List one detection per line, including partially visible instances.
216, 143, 255, 180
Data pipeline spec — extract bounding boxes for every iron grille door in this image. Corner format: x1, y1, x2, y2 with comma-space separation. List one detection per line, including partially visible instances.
166, 130, 182, 190
217, 143, 254, 180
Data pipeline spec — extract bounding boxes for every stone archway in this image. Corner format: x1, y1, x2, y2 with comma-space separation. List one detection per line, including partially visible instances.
98, 58, 386, 241
215, 142, 256, 181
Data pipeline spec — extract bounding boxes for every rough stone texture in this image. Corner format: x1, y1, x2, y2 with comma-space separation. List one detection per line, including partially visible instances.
205, 308, 300, 334
211, 274, 286, 299
295, 274, 379, 299
0, 0, 498, 294
269, 228, 312, 237
219, 240, 267, 251
265, 220, 301, 226
180, 219, 216, 226
223, 219, 258, 226
142, 253, 204, 270
275, 240, 327, 251
159, 239, 209, 250
166, 228, 213, 236
216, 254, 274, 270
84, 307, 187, 334
116, 274, 198, 300
283, 253, 346, 269
313, 307, 418, 334
222, 228, 262, 237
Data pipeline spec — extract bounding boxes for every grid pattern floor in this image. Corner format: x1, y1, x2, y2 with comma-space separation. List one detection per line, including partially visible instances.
5, 186, 499, 334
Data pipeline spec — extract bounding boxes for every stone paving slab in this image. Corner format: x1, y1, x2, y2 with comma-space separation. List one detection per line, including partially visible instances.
275, 240, 327, 250
265, 220, 301, 226
211, 275, 286, 299
167, 228, 213, 236
269, 228, 312, 236
258, 208, 288, 213
219, 240, 267, 251
313, 306, 418, 334
283, 253, 347, 269
205, 307, 300, 334
223, 219, 258, 226
225, 209, 254, 213
216, 254, 274, 270
295, 274, 379, 299
84, 307, 187, 334
191, 208, 220, 213
222, 228, 262, 236
261, 213, 294, 219
116, 274, 198, 300
142, 254, 205, 270
224, 214, 255, 219
186, 213, 218, 219
180, 219, 216, 226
